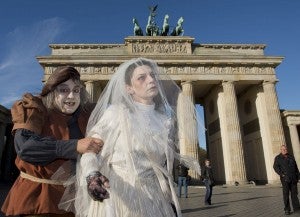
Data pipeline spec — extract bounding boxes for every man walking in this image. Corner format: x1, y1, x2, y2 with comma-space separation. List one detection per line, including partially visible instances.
273, 145, 300, 215
177, 163, 189, 198
201, 159, 214, 205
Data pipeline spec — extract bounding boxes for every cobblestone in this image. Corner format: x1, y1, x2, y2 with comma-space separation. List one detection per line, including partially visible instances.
1, 181, 300, 217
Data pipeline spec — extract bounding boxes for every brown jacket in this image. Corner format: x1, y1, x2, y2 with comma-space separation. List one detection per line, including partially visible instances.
2, 102, 93, 215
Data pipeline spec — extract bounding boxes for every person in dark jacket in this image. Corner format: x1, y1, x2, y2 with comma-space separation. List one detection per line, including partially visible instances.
273, 145, 300, 215
201, 159, 214, 205
1, 66, 106, 217
177, 163, 189, 198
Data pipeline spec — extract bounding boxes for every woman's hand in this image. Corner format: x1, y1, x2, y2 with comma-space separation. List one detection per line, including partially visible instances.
86, 171, 110, 201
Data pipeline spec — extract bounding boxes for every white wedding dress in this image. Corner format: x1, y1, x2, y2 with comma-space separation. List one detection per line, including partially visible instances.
57, 58, 202, 217
79, 102, 179, 217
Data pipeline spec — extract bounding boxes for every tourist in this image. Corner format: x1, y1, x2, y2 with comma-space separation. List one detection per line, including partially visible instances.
177, 163, 189, 198
273, 145, 300, 215
201, 159, 214, 205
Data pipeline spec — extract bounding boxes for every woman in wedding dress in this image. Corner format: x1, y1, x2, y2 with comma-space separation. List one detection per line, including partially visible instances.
62, 58, 201, 217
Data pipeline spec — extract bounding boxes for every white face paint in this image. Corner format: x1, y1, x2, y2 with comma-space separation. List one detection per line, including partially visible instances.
54, 79, 81, 114
126, 65, 159, 105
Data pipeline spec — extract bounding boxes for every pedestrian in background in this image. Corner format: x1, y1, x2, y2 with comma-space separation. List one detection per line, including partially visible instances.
273, 145, 300, 215
177, 163, 189, 198
201, 159, 214, 205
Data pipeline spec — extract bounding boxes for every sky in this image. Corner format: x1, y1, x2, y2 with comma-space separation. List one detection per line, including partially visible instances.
1, 0, 299, 149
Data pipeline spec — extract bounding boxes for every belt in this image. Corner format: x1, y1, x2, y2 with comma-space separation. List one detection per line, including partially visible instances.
20, 171, 64, 185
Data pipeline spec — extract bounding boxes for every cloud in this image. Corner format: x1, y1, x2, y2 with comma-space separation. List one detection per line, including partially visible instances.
0, 17, 69, 108
1, 17, 68, 70
0, 94, 19, 108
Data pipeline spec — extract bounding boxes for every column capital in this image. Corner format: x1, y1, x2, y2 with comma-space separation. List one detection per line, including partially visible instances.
222, 80, 235, 84
262, 80, 278, 85
221, 80, 236, 88
181, 80, 195, 86
221, 80, 236, 92
84, 80, 94, 84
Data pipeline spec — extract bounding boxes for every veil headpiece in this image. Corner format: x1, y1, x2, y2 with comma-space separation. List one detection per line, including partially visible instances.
86, 57, 180, 136
86, 57, 202, 179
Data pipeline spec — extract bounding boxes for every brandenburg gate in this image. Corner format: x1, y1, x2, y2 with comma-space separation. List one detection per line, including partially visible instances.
37, 36, 286, 185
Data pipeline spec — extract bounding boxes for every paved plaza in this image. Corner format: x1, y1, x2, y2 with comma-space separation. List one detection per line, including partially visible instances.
1, 181, 300, 217
180, 184, 300, 217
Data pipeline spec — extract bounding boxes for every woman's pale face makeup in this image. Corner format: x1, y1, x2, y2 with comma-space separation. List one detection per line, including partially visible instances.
127, 65, 159, 105
54, 79, 81, 114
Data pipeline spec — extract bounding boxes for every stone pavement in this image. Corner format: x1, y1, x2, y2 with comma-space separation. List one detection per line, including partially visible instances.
180, 184, 300, 217
1, 181, 300, 217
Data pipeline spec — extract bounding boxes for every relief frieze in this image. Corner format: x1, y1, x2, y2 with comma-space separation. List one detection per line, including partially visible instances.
45, 65, 274, 76
187, 66, 274, 75
75, 66, 91, 74
44, 67, 55, 74
73, 66, 117, 75
132, 42, 188, 54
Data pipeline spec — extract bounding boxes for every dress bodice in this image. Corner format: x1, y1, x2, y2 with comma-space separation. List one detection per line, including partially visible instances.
125, 102, 168, 178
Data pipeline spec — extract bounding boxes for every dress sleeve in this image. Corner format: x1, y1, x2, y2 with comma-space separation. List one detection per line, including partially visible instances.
80, 105, 118, 177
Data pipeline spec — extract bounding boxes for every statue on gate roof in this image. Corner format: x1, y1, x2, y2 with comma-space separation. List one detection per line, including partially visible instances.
132, 18, 143, 36
170, 16, 184, 36
161, 14, 170, 36
145, 4, 159, 36
132, 5, 184, 37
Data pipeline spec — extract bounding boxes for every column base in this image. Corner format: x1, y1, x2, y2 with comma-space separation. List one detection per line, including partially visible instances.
224, 180, 251, 186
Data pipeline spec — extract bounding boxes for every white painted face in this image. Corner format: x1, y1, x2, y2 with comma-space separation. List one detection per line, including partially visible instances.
126, 65, 159, 105
54, 79, 81, 114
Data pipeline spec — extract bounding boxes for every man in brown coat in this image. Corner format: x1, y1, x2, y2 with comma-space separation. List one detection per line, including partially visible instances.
1, 66, 107, 217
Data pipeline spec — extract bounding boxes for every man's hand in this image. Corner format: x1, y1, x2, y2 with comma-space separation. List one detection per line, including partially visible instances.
86, 171, 110, 201
77, 137, 103, 154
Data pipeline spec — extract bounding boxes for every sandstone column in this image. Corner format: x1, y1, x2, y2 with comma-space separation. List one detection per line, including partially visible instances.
288, 124, 300, 167
262, 81, 286, 148
85, 81, 96, 102
256, 81, 285, 183
220, 81, 247, 185
177, 81, 200, 179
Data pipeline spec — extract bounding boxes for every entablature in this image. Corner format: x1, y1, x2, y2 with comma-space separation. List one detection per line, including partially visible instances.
48, 36, 268, 56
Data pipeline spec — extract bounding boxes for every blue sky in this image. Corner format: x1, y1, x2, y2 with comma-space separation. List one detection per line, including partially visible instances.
1, 0, 299, 110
